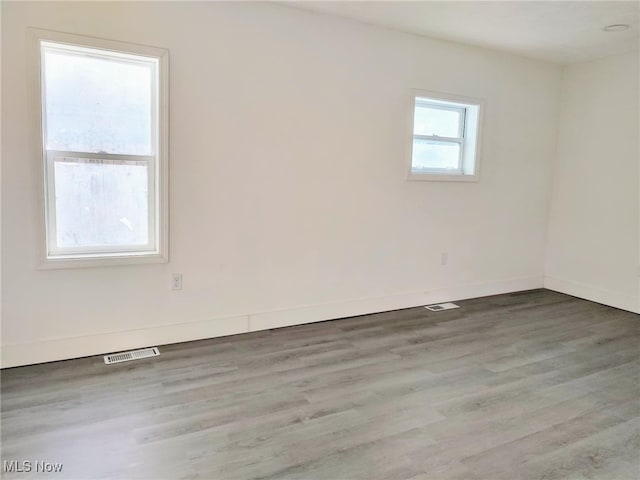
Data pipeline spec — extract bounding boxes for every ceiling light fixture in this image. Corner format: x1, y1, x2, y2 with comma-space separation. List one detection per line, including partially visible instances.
603, 24, 630, 32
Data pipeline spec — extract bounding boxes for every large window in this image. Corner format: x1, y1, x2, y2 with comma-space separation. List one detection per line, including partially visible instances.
33, 30, 168, 267
409, 90, 483, 181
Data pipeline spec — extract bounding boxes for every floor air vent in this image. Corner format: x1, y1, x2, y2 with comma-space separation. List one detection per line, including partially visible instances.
425, 302, 460, 312
104, 347, 160, 365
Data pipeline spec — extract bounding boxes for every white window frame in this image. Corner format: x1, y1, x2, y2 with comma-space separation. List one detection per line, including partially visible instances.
408, 89, 484, 182
30, 29, 169, 269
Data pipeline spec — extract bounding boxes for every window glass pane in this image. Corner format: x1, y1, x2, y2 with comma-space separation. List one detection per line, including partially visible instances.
54, 157, 149, 248
44, 48, 154, 155
413, 104, 461, 137
411, 139, 460, 171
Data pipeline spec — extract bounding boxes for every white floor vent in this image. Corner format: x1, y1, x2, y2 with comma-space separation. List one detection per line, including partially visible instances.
425, 302, 460, 312
104, 347, 160, 365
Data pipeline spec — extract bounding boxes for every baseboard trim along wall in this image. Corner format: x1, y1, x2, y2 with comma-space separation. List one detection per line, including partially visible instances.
1, 275, 543, 368
0, 314, 251, 369
544, 276, 640, 315
248, 276, 544, 331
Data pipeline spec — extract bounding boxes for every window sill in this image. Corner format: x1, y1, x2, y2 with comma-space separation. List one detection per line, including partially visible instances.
408, 172, 479, 182
38, 252, 168, 270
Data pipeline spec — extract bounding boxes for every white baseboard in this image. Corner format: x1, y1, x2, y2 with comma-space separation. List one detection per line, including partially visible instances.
544, 276, 640, 314
249, 276, 543, 331
1, 315, 249, 369
1, 275, 543, 368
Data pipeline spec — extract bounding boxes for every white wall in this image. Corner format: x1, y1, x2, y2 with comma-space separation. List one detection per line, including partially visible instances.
545, 52, 640, 314
1, 2, 562, 367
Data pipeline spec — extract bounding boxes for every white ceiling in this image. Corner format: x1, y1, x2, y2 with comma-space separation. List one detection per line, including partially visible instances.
283, 1, 640, 64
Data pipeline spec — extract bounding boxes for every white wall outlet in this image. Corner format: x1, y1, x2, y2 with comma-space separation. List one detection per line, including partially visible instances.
171, 273, 183, 290
441, 252, 448, 266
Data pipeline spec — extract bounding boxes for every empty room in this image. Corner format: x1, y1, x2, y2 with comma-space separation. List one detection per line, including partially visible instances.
1, 1, 639, 479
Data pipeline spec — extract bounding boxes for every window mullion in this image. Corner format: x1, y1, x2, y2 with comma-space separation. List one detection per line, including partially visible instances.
413, 134, 463, 144
46, 150, 153, 164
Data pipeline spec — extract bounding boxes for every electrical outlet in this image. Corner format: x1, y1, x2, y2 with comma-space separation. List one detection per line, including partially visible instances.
441, 252, 448, 266
171, 273, 183, 290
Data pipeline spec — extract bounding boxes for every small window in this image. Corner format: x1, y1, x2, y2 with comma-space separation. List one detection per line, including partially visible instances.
409, 91, 482, 181
32, 30, 169, 267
